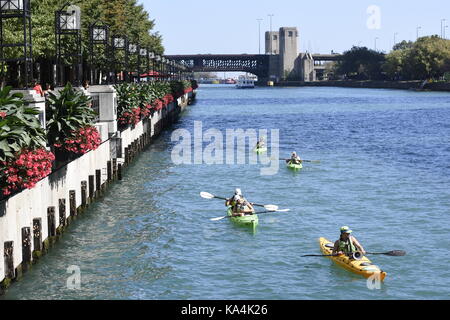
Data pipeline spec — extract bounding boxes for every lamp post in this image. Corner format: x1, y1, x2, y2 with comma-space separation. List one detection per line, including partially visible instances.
55, 3, 82, 86
128, 43, 137, 82
89, 22, 109, 85
416, 26, 421, 40
441, 19, 446, 38
0, 0, 33, 88
111, 35, 126, 83
139, 47, 147, 83
155, 55, 161, 80
268, 14, 274, 55
257, 18, 262, 54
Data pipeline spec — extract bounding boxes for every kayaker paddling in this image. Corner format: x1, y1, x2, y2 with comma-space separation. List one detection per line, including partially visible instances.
332, 226, 366, 258
225, 188, 242, 209
256, 138, 265, 149
224, 189, 255, 216
232, 198, 255, 217
286, 151, 302, 165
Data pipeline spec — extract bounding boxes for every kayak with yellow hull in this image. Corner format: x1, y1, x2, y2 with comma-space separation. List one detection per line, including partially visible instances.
319, 237, 387, 281
227, 207, 258, 228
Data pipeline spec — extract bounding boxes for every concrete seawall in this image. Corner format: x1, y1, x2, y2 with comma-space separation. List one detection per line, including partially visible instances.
0, 91, 195, 295
275, 80, 450, 92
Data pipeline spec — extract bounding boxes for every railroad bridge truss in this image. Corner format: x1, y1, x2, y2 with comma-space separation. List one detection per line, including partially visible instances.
165, 54, 270, 78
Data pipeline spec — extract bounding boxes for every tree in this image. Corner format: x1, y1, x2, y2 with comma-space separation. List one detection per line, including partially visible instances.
2, 0, 164, 86
335, 46, 386, 80
384, 36, 450, 80
392, 40, 413, 51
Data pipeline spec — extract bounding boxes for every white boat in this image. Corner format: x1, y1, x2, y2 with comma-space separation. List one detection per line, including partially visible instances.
236, 75, 256, 89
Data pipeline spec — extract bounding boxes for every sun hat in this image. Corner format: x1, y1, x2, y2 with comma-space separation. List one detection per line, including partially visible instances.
340, 226, 353, 234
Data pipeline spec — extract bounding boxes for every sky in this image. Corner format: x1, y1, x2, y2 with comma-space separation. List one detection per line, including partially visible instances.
141, 0, 450, 55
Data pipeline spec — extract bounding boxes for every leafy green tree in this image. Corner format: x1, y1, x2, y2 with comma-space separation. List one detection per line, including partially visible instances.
2, 0, 164, 85
384, 36, 450, 80
335, 46, 386, 80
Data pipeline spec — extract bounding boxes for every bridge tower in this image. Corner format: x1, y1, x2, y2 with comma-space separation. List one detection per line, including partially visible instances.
279, 27, 299, 80
265, 31, 279, 55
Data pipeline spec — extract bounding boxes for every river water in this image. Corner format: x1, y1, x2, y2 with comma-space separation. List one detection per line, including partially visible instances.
3, 85, 450, 300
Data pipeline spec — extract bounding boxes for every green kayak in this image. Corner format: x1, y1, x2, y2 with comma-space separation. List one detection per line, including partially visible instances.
287, 161, 303, 170
227, 207, 259, 228
254, 147, 267, 154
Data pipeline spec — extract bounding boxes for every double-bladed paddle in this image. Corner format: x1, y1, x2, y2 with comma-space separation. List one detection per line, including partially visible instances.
279, 158, 321, 163
301, 250, 406, 257
200, 192, 279, 211
210, 209, 291, 221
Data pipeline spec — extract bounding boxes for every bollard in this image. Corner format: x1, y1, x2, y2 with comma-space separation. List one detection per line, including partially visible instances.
32, 218, 42, 253
96, 169, 101, 195
81, 181, 87, 207
21, 227, 32, 271
59, 199, 66, 227
3, 241, 14, 279
69, 191, 76, 217
125, 147, 129, 165
118, 163, 123, 180
47, 207, 56, 238
107, 161, 112, 182
112, 159, 117, 179
89, 175, 95, 201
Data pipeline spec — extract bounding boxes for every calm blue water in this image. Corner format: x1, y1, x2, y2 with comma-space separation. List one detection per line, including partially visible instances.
3, 85, 450, 300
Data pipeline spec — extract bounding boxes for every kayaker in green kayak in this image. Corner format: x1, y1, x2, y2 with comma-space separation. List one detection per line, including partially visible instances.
225, 189, 254, 216
332, 226, 366, 257
233, 198, 255, 217
225, 188, 242, 209
286, 151, 302, 165
256, 138, 265, 149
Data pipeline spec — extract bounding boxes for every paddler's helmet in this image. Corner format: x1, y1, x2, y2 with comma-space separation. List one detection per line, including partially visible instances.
235, 188, 242, 196
292, 152, 297, 156
340, 226, 353, 234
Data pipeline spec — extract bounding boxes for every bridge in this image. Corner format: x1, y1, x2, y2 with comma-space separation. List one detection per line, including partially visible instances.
166, 27, 344, 82
165, 54, 270, 79
165, 53, 342, 81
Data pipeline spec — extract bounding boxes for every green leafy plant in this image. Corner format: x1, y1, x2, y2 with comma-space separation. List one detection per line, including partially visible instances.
0, 87, 47, 161
46, 83, 96, 147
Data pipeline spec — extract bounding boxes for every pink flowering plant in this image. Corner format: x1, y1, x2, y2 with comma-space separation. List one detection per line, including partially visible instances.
0, 87, 55, 197
46, 83, 100, 157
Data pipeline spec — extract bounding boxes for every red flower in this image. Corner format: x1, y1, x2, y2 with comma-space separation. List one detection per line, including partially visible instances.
0, 111, 6, 118
1, 148, 55, 195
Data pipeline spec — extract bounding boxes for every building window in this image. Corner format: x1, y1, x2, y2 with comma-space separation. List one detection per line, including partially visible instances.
273, 35, 277, 40
288, 31, 293, 37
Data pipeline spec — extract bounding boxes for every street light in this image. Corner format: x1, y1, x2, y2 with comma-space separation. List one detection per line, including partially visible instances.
416, 26, 421, 40
268, 14, 274, 55
89, 22, 110, 84
441, 19, 446, 38
55, 4, 82, 86
0, 0, 33, 88
0, 0, 25, 10
257, 18, 262, 54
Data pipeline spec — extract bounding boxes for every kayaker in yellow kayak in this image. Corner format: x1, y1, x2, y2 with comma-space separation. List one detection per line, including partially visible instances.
332, 226, 366, 257
286, 151, 302, 165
